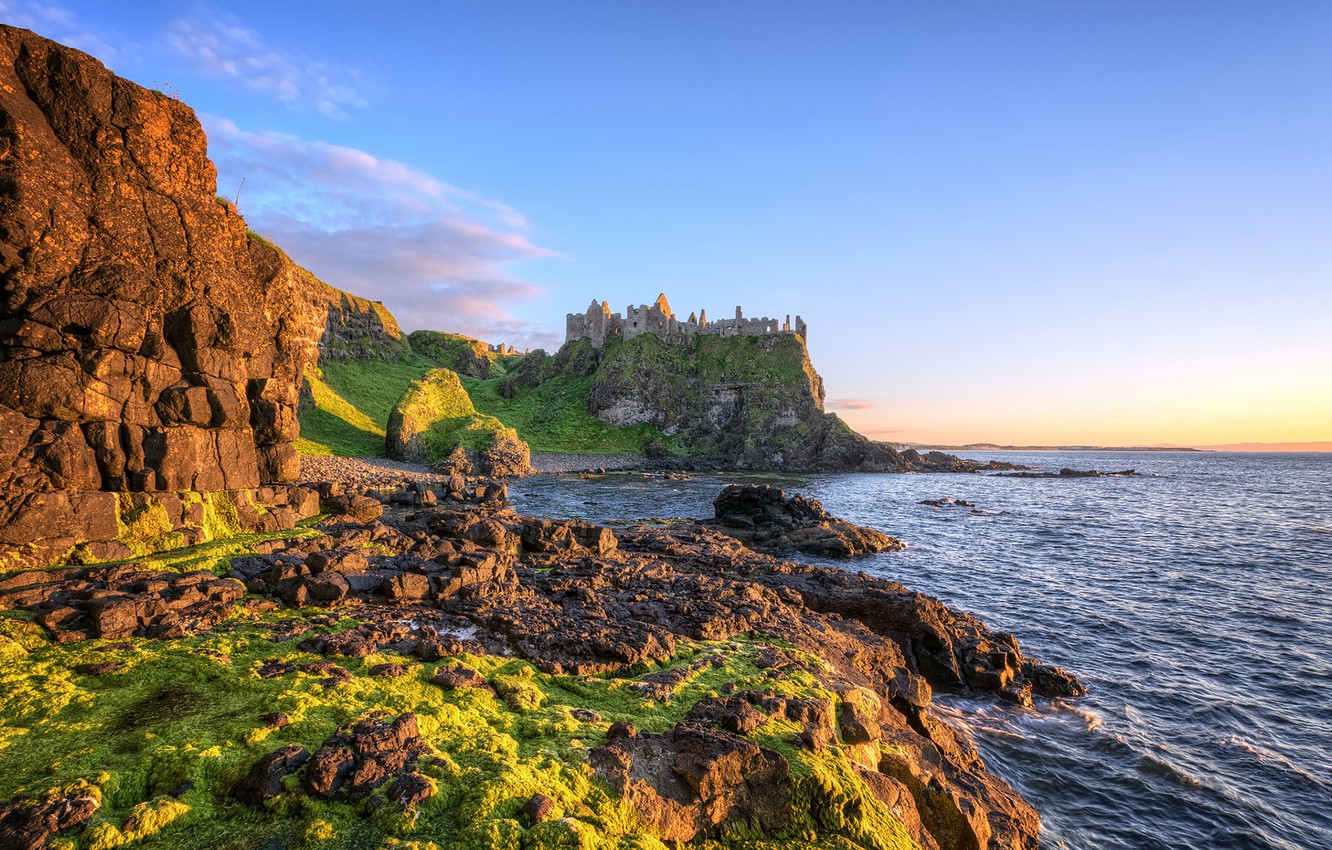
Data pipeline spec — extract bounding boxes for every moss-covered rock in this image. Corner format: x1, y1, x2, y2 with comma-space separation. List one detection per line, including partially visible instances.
409, 331, 506, 378
581, 334, 903, 471
386, 369, 532, 474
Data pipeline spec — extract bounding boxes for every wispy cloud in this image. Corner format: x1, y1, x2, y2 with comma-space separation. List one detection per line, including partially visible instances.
165, 11, 367, 118
0, 0, 129, 64
205, 117, 559, 348
828, 398, 874, 411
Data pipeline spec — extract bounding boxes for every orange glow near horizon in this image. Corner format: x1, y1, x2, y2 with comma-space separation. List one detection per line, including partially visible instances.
838, 378, 1332, 448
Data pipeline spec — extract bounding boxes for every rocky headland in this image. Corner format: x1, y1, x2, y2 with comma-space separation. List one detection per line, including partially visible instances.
0, 25, 1083, 850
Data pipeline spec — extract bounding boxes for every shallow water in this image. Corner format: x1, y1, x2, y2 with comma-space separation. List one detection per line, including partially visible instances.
510, 452, 1332, 850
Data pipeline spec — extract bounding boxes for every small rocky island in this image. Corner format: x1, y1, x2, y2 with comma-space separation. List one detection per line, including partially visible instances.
0, 25, 1081, 850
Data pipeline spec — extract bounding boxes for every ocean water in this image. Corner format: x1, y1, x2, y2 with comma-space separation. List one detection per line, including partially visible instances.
509, 452, 1332, 850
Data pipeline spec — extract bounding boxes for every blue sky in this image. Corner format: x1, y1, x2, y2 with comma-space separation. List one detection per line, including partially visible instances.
4, 1, 1330, 444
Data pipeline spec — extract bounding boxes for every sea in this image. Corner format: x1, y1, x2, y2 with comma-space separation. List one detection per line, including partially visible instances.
509, 451, 1332, 850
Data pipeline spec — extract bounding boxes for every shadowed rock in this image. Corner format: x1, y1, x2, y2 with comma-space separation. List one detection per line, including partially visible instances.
705, 483, 903, 557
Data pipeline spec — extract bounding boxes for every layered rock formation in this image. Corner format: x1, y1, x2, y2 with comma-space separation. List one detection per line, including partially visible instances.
314, 284, 410, 363
0, 26, 337, 566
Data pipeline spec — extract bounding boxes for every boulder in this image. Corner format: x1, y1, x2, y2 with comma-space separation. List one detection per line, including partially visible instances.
0, 790, 100, 850
385, 369, 531, 476
704, 484, 903, 557
302, 713, 429, 801
235, 746, 310, 804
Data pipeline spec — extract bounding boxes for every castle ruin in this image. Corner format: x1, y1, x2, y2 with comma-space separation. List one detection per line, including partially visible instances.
565, 294, 807, 349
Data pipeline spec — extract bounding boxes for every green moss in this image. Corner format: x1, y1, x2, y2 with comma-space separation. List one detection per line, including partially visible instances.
0, 608, 927, 850
297, 359, 438, 457
388, 368, 518, 462
115, 494, 174, 543
463, 374, 673, 455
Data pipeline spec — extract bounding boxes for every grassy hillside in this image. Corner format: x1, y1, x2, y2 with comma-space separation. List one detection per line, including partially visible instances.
295, 339, 670, 458
388, 368, 516, 461
463, 373, 671, 454
295, 357, 440, 457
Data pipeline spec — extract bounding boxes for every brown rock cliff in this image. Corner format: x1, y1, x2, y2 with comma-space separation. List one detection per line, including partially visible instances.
0, 26, 327, 562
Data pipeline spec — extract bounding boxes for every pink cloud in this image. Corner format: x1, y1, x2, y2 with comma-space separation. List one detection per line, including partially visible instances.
828, 397, 874, 411
204, 117, 560, 350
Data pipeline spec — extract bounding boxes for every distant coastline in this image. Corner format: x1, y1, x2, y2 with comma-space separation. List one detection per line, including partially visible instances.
894, 441, 1332, 453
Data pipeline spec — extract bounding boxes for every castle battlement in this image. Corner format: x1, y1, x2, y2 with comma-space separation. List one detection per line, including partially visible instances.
565, 294, 807, 349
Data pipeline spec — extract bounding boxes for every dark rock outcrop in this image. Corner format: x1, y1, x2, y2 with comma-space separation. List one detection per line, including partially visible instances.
0, 789, 100, 850
0, 564, 244, 643
302, 713, 431, 803
235, 746, 310, 805
705, 483, 903, 557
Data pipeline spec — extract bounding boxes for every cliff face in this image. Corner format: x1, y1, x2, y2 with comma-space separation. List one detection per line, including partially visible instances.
582, 333, 906, 471
0, 26, 325, 564
313, 282, 410, 363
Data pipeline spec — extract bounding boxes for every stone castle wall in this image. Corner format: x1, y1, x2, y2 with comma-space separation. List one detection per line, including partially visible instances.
565, 294, 807, 349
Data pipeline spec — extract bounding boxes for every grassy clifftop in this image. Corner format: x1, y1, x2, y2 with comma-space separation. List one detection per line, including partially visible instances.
295, 337, 668, 459
296, 319, 898, 470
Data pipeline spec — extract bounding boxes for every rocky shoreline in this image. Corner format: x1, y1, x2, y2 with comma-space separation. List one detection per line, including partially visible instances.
0, 480, 1084, 850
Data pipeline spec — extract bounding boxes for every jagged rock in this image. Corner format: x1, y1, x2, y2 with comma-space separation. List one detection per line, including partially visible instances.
590, 723, 792, 842
302, 713, 429, 801
431, 664, 490, 691
705, 484, 903, 557
321, 495, 383, 522
387, 773, 433, 810
520, 518, 618, 555
0, 26, 332, 566
0, 790, 100, 850
2, 567, 244, 643
235, 746, 310, 804
475, 430, 532, 478
684, 696, 766, 736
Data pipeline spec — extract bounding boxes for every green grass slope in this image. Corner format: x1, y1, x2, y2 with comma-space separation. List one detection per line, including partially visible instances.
387, 368, 517, 462
296, 335, 671, 458
462, 374, 669, 454
295, 357, 443, 457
